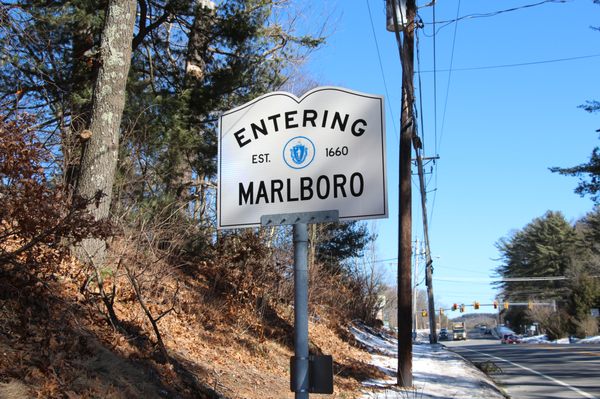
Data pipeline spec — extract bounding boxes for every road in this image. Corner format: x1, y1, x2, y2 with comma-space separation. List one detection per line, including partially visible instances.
444, 333, 600, 399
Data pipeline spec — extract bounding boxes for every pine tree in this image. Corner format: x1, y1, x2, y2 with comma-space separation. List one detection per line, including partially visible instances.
315, 221, 375, 275
117, 0, 324, 224
495, 211, 577, 302
496, 210, 600, 336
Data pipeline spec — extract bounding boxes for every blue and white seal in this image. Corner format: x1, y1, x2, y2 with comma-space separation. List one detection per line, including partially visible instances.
283, 136, 315, 169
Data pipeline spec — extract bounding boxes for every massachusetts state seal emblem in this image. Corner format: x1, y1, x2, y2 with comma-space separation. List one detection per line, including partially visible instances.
283, 136, 315, 169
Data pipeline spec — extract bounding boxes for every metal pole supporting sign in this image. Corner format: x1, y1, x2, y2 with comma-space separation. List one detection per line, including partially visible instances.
292, 222, 309, 397
261, 211, 338, 398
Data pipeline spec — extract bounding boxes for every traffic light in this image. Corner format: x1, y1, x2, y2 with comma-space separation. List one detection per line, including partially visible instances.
439, 308, 444, 315
473, 301, 480, 310
493, 300, 498, 309
421, 310, 428, 317
460, 304, 465, 313
452, 303, 458, 311
504, 301, 509, 310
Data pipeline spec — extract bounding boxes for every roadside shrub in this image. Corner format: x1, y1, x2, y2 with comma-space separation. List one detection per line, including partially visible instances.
570, 315, 599, 338
528, 307, 569, 341
0, 115, 107, 269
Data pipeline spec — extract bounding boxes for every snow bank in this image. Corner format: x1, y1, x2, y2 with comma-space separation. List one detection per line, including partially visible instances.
350, 324, 397, 356
511, 334, 600, 344
350, 323, 505, 399
577, 335, 600, 344
520, 334, 550, 344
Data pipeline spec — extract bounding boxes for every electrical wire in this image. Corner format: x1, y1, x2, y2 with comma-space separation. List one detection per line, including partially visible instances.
438, 0, 461, 156
415, 25, 426, 154
366, 0, 399, 144
422, 0, 568, 36
428, 0, 440, 228
432, 0, 438, 156
419, 53, 600, 73
415, 43, 425, 151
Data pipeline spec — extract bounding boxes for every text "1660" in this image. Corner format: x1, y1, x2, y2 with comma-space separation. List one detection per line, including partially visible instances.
325, 146, 349, 157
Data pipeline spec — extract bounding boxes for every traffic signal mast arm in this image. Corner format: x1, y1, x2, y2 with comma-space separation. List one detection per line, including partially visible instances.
445, 302, 505, 311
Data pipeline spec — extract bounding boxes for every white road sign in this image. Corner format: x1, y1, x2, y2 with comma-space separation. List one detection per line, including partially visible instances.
218, 86, 387, 229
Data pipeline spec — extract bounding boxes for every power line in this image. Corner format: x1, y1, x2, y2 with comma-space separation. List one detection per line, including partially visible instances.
431, 1, 438, 156
415, 29, 426, 152
438, 0, 461, 156
427, 0, 439, 229
423, 0, 568, 36
501, 276, 568, 282
365, 0, 399, 144
419, 53, 600, 73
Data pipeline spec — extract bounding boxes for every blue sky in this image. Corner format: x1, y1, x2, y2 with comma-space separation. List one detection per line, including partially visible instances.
298, 0, 600, 314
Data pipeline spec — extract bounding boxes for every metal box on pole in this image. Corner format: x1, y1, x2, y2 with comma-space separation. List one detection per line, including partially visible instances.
386, 0, 408, 31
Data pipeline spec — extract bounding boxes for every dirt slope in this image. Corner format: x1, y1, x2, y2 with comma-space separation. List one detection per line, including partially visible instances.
0, 254, 383, 399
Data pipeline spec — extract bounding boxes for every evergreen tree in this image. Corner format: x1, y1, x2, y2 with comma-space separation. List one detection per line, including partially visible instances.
495, 211, 577, 301
315, 221, 375, 275
579, 207, 600, 259
0, 1, 324, 224
0, 0, 107, 187
116, 0, 324, 224
496, 210, 600, 336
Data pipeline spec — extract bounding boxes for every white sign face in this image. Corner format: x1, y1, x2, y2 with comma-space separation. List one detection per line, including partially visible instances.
218, 87, 387, 229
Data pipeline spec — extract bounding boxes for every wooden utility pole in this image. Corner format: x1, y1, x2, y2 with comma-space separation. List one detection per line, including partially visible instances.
415, 154, 437, 343
389, 0, 417, 388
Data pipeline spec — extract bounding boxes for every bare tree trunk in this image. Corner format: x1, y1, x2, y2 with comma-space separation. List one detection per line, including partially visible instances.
73, 0, 137, 266
63, 17, 98, 193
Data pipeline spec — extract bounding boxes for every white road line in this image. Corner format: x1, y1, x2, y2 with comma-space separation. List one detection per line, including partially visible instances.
459, 347, 597, 399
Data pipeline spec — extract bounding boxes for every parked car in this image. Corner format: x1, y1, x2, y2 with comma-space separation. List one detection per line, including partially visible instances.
439, 328, 449, 340
501, 334, 521, 344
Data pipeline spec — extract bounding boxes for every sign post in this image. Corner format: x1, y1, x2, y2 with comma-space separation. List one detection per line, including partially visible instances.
219, 87, 386, 397
293, 222, 309, 398
262, 211, 338, 397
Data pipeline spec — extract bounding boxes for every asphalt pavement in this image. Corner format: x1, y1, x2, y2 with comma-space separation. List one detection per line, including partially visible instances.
444, 334, 600, 399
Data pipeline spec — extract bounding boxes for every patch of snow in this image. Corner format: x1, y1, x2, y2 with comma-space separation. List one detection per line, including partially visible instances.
351, 323, 505, 399
517, 334, 600, 344
578, 336, 600, 344
520, 334, 550, 344
350, 324, 398, 356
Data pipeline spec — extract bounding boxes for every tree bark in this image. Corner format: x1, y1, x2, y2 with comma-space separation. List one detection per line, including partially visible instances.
64, 8, 101, 193
73, 0, 137, 266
